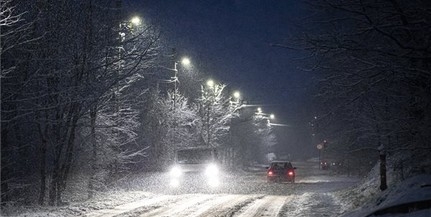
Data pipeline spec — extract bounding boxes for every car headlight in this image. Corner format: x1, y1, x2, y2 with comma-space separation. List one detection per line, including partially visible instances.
205, 163, 219, 177
170, 165, 182, 177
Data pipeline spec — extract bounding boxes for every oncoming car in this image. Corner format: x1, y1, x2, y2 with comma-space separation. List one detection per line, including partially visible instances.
168, 147, 221, 188
267, 161, 296, 183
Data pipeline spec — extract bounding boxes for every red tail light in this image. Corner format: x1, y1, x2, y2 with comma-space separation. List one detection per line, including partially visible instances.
268, 170, 273, 176
288, 171, 294, 176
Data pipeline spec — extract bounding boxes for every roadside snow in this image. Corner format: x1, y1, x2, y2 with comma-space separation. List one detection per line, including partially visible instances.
1, 191, 153, 217
341, 174, 431, 217
280, 192, 342, 217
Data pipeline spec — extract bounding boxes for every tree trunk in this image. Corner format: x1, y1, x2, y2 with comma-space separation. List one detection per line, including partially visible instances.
88, 105, 98, 199
57, 103, 80, 205
1, 128, 10, 206
48, 166, 59, 205
37, 115, 48, 205
379, 147, 387, 191
38, 140, 47, 205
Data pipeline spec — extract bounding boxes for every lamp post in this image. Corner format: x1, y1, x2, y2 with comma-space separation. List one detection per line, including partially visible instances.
256, 108, 274, 122
172, 57, 191, 147
116, 16, 142, 111
206, 79, 215, 147
254, 108, 276, 164
172, 57, 191, 115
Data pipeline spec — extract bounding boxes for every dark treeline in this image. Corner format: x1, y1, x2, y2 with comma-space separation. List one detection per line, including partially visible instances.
287, 0, 431, 177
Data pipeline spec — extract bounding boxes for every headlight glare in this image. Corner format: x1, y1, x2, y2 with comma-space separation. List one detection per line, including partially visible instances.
205, 163, 219, 176
170, 165, 182, 177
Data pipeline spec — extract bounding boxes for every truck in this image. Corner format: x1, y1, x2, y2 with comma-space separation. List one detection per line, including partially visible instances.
168, 147, 221, 188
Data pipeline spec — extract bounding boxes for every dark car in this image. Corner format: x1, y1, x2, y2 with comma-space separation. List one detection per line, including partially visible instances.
267, 161, 296, 183
320, 160, 329, 170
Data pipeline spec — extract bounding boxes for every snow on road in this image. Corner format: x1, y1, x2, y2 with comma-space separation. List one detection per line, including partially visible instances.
281, 192, 342, 217
87, 194, 176, 217
87, 194, 294, 217
5, 161, 359, 217
235, 195, 289, 217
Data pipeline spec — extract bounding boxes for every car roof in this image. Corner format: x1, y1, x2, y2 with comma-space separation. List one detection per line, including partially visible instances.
270, 161, 292, 164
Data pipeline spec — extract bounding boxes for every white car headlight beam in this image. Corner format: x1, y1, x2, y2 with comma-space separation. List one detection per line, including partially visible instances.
205, 163, 219, 177
170, 165, 182, 177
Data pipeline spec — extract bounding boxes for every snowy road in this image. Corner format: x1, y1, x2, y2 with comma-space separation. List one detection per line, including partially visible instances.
88, 194, 289, 217
84, 161, 358, 217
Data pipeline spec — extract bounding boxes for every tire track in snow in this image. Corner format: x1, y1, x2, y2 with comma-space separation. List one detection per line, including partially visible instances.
176, 194, 255, 217
86, 194, 176, 217
195, 194, 261, 217
137, 194, 216, 217
234, 195, 290, 217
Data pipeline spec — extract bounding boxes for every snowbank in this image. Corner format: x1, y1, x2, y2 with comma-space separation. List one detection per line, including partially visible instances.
338, 169, 431, 216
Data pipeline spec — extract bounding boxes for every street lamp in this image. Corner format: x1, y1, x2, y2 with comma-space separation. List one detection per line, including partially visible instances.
181, 57, 191, 66
205, 79, 216, 147
130, 16, 142, 26
233, 91, 240, 99
229, 91, 242, 112
172, 56, 192, 148
255, 108, 275, 126
172, 57, 192, 103
206, 79, 214, 88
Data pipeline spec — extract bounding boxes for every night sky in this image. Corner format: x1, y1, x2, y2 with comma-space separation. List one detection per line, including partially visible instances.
127, 0, 315, 158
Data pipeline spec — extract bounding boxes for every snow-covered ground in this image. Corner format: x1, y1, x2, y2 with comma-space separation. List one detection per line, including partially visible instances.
5, 168, 429, 217
2, 160, 363, 217
340, 173, 431, 217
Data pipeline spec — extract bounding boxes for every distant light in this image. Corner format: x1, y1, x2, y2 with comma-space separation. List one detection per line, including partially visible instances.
181, 57, 191, 66
257, 107, 262, 113
270, 114, 275, 119
233, 91, 240, 99
130, 16, 141, 26
207, 79, 214, 88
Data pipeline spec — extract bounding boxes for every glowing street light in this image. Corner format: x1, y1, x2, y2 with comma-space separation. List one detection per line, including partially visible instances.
181, 57, 191, 66
257, 107, 262, 114
173, 56, 192, 84
233, 91, 240, 99
130, 16, 142, 26
207, 79, 215, 88
230, 91, 241, 110
269, 114, 275, 119
205, 79, 217, 147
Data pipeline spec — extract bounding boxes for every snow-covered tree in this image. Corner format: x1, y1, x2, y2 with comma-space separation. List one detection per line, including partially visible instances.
1, 0, 159, 205
198, 82, 237, 147
229, 107, 277, 168
1, 0, 35, 205
139, 90, 200, 169
196, 81, 242, 165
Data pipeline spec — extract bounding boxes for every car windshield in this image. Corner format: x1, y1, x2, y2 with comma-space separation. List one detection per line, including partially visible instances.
271, 162, 292, 169
177, 149, 213, 164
